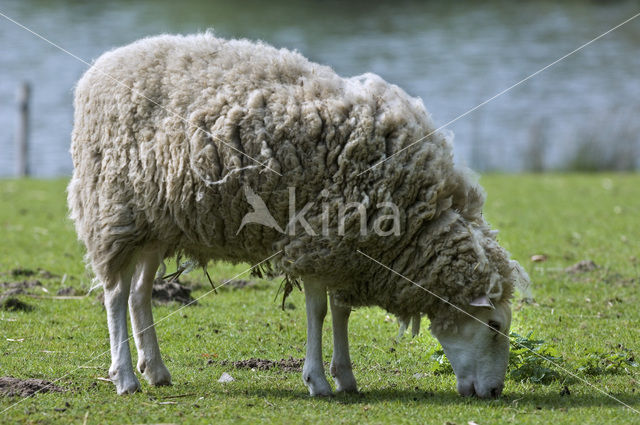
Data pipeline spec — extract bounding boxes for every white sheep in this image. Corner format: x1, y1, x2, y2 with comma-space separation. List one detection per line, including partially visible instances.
68, 33, 530, 397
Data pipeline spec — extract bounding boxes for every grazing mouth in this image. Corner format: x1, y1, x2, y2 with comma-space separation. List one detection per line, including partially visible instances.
458, 382, 504, 398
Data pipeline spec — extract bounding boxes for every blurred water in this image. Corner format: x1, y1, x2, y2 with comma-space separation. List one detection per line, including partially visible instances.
1, 0, 639, 176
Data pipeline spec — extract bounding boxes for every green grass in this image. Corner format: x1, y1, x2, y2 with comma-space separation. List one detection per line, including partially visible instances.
0, 175, 639, 424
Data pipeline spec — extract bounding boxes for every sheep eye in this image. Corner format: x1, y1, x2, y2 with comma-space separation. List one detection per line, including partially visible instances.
488, 320, 501, 331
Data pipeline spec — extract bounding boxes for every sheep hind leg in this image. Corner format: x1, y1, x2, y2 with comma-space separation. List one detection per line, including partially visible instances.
302, 279, 332, 396
329, 295, 358, 393
410, 313, 421, 338
105, 265, 140, 394
128, 246, 171, 386
397, 316, 410, 340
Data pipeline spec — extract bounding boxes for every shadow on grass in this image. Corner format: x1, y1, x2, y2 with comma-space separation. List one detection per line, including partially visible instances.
220, 386, 640, 409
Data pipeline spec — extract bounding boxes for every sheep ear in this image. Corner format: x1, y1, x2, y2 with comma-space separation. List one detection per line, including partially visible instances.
469, 295, 495, 309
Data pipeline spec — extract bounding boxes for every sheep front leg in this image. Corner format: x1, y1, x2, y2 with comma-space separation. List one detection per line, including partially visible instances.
129, 248, 171, 386
329, 295, 358, 393
105, 267, 140, 394
302, 280, 332, 396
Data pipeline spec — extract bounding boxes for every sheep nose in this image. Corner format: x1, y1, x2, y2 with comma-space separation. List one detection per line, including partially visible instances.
457, 382, 476, 397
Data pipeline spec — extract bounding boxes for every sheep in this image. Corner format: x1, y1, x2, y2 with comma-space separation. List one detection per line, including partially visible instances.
68, 33, 531, 398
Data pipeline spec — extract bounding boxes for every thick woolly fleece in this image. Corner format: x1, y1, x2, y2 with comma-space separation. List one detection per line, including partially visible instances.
68, 33, 529, 332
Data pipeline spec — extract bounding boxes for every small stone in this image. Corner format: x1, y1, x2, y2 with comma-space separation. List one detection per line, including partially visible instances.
218, 372, 235, 383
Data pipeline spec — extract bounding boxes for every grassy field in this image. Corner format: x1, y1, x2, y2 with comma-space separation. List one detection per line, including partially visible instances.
0, 175, 638, 424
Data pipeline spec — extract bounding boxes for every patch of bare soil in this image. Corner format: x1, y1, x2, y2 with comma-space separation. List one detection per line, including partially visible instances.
221, 357, 305, 372
96, 278, 196, 306
152, 278, 196, 305
8, 268, 36, 277
1, 268, 58, 279
565, 260, 598, 274
37, 270, 58, 279
0, 297, 33, 312
56, 287, 79, 296
0, 279, 42, 296
0, 377, 65, 397
0, 280, 41, 311
225, 279, 257, 290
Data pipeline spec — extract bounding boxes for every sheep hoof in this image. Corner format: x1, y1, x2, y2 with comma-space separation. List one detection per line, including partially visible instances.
331, 363, 358, 393
303, 371, 332, 396
309, 386, 333, 397
144, 363, 172, 386
114, 374, 141, 395
335, 381, 358, 393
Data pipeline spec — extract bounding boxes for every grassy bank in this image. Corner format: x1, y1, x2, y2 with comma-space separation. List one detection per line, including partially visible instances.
0, 175, 638, 424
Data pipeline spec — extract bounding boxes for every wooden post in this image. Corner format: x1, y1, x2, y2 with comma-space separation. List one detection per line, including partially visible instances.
16, 82, 30, 177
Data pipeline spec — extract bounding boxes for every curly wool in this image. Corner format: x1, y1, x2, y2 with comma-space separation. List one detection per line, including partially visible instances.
68, 33, 528, 333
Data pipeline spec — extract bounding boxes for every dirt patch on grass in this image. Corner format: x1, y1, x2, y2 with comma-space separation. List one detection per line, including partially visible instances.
221, 357, 304, 372
0, 377, 66, 397
225, 279, 257, 290
0, 280, 41, 311
0, 297, 33, 312
0, 279, 42, 296
96, 278, 196, 306
152, 279, 196, 305
56, 287, 79, 296
565, 260, 598, 274
8, 268, 36, 277
1, 268, 57, 279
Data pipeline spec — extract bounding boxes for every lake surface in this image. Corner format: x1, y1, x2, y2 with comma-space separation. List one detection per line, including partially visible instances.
1, 0, 639, 176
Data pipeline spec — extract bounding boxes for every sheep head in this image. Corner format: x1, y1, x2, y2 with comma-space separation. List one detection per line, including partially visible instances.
431, 295, 511, 398
419, 214, 531, 398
